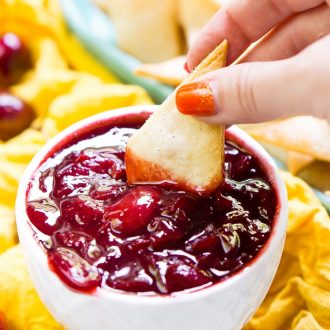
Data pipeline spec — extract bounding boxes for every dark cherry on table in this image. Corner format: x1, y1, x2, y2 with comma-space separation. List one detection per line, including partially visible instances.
26, 113, 277, 295
0, 33, 32, 86
0, 91, 35, 140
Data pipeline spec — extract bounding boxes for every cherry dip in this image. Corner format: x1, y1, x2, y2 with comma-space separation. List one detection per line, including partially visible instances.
26, 111, 277, 295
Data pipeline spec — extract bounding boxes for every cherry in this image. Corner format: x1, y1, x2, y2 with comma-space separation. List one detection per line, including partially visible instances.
218, 224, 242, 257
0, 91, 35, 140
185, 229, 220, 253
53, 153, 91, 198
76, 149, 126, 179
165, 263, 211, 293
213, 192, 234, 211
0, 33, 32, 86
53, 150, 126, 198
54, 231, 102, 262
125, 237, 150, 252
55, 231, 91, 252
26, 200, 60, 236
106, 259, 154, 292
60, 196, 104, 227
148, 255, 211, 293
161, 194, 196, 226
89, 179, 127, 201
149, 218, 186, 250
104, 186, 162, 235
49, 247, 101, 292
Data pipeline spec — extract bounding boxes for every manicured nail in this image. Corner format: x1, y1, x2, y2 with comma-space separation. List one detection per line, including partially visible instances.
183, 62, 191, 73
176, 82, 216, 116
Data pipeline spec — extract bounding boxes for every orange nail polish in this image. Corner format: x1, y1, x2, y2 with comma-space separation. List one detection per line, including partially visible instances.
176, 82, 216, 116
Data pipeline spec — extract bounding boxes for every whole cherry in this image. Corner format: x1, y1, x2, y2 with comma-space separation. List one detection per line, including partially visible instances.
104, 186, 162, 235
0, 91, 35, 140
0, 33, 32, 86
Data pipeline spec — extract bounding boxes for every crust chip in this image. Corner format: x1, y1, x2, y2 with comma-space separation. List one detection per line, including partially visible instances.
126, 41, 228, 195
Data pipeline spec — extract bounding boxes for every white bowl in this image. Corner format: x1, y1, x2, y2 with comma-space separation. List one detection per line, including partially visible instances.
16, 105, 288, 330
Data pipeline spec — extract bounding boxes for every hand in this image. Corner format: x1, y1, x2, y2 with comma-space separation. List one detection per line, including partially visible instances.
175, 0, 330, 124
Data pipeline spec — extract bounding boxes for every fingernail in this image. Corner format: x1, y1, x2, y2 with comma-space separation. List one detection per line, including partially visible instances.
183, 62, 191, 73
176, 82, 216, 116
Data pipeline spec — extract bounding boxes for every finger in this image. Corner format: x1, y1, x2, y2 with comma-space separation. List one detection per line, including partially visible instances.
186, 0, 324, 68
177, 61, 296, 125
177, 35, 330, 125
240, 4, 330, 62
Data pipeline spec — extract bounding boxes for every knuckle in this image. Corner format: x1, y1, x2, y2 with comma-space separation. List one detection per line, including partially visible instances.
234, 64, 260, 122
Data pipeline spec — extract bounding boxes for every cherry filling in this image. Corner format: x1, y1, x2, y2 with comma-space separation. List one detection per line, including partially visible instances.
26, 118, 277, 295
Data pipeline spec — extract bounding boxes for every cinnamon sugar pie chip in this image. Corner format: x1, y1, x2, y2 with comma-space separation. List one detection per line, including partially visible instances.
134, 56, 187, 86
179, 0, 222, 47
126, 40, 228, 195
246, 117, 330, 162
101, 0, 182, 63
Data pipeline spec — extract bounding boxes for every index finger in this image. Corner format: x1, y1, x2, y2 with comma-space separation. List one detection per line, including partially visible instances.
186, 0, 325, 68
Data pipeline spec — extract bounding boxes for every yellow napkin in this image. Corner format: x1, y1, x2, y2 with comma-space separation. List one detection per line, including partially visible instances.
0, 245, 63, 330
245, 172, 330, 330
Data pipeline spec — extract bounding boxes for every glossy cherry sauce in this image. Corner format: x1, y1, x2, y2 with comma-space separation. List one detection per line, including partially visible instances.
26, 113, 277, 295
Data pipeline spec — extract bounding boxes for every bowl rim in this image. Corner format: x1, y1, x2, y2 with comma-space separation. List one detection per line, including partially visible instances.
16, 104, 288, 305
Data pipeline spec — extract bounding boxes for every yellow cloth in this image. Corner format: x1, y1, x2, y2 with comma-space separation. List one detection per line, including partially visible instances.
0, 246, 63, 330
244, 172, 330, 330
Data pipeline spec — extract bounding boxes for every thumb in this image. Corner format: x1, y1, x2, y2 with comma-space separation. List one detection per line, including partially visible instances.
175, 58, 307, 125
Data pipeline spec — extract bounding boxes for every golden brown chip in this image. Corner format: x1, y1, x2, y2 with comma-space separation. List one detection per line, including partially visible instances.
287, 151, 314, 175
178, 0, 222, 47
126, 40, 228, 195
103, 0, 182, 63
298, 161, 330, 193
246, 117, 330, 162
134, 56, 187, 86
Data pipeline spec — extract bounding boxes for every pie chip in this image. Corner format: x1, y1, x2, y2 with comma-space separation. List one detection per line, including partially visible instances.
126, 40, 228, 195
298, 161, 330, 193
245, 117, 330, 162
178, 0, 222, 47
101, 0, 183, 63
134, 56, 187, 86
287, 151, 314, 175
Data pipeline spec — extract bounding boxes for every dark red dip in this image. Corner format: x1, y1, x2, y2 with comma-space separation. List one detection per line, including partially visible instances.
26, 111, 277, 295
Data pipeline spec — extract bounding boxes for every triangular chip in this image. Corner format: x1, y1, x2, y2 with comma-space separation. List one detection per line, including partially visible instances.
245, 117, 330, 162
101, 0, 182, 63
287, 151, 314, 175
178, 0, 222, 47
134, 56, 187, 86
126, 40, 228, 195
298, 161, 330, 193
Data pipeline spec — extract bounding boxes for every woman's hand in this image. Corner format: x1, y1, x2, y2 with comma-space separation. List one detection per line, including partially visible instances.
176, 0, 330, 124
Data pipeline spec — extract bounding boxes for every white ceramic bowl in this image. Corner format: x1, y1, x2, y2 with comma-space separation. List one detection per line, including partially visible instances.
16, 105, 288, 330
